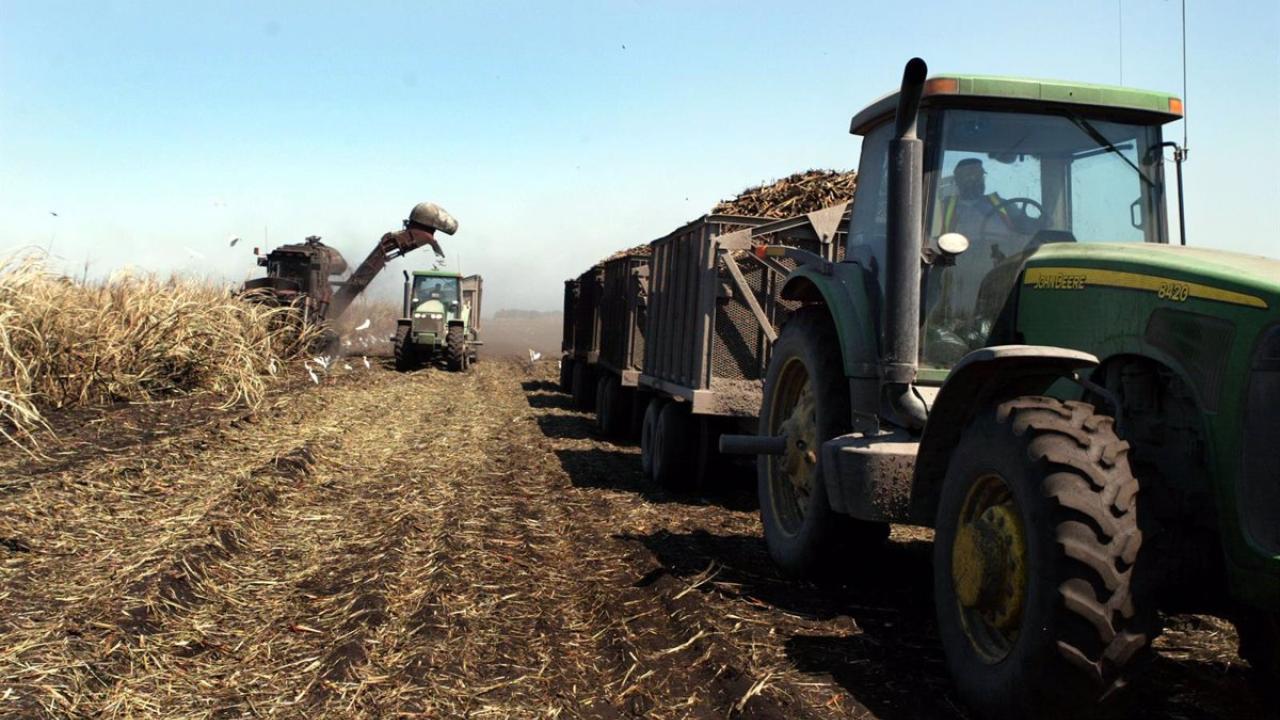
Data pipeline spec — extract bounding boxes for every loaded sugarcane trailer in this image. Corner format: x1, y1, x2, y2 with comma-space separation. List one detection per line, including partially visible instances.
592, 251, 651, 438
565, 265, 604, 410
558, 278, 580, 392
638, 208, 849, 490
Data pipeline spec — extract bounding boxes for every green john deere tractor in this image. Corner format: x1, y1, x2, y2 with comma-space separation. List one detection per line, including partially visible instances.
722, 58, 1279, 718
393, 270, 483, 371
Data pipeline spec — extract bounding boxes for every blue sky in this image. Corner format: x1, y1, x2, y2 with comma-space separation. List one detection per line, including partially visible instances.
1, 1, 1276, 312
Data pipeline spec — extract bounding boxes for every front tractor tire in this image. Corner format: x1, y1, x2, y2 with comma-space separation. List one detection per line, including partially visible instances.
757, 308, 887, 579
933, 396, 1147, 720
394, 326, 418, 372
446, 325, 468, 372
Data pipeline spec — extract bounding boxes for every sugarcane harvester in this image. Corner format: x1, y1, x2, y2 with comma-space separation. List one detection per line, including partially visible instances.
243, 202, 459, 335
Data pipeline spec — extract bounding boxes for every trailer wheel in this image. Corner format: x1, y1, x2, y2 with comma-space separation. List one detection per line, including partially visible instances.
394, 326, 417, 372
446, 325, 468, 371
571, 362, 595, 411
559, 357, 575, 394
640, 397, 665, 480
653, 401, 695, 492
595, 374, 629, 438
596, 375, 614, 434
758, 307, 887, 578
934, 396, 1147, 720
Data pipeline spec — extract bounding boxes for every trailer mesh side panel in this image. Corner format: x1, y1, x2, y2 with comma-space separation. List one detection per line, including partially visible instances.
709, 229, 846, 382
643, 211, 847, 413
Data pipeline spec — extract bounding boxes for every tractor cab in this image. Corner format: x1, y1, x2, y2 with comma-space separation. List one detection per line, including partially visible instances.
410, 272, 463, 320
845, 77, 1183, 377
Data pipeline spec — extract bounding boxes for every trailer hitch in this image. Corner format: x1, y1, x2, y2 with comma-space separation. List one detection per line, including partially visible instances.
719, 434, 787, 456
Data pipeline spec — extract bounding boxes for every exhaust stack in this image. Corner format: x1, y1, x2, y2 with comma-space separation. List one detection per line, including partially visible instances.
882, 57, 929, 431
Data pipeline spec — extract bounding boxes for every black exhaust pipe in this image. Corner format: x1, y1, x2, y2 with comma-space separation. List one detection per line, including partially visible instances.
882, 58, 929, 431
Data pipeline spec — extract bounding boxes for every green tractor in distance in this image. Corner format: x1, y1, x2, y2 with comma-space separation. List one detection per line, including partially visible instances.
393, 270, 483, 371
722, 58, 1279, 718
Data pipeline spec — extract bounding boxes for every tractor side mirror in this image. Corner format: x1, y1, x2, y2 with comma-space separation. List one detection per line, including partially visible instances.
923, 233, 970, 266
449, 301, 460, 314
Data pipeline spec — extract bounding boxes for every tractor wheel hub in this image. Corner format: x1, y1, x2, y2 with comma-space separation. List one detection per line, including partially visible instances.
952, 501, 1026, 632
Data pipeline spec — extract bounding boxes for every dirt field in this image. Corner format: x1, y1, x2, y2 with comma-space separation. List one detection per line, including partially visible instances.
0, 359, 1271, 719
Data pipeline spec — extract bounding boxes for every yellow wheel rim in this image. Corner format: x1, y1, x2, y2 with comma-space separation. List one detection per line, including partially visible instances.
951, 473, 1028, 663
767, 357, 819, 535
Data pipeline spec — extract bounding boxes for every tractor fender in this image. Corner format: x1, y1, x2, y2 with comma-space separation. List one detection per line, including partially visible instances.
910, 345, 1099, 519
780, 264, 879, 378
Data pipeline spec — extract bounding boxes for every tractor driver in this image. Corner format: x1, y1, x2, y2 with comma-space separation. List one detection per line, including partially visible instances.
939, 158, 1037, 252
925, 158, 1040, 362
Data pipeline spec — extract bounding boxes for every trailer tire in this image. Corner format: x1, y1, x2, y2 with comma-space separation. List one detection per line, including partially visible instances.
596, 375, 613, 434
640, 397, 665, 480
758, 307, 887, 578
559, 357, 575, 394
446, 325, 467, 372
653, 401, 695, 492
394, 326, 417, 372
934, 396, 1147, 720
571, 362, 595, 411
596, 374, 629, 438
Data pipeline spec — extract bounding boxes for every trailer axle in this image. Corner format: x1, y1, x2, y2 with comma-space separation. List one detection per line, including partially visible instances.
719, 434, 787, 456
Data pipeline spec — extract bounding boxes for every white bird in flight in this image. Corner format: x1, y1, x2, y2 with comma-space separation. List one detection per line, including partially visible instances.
229, 236, 240, 247
528, 349, 542, 363
355, 318, 371, 331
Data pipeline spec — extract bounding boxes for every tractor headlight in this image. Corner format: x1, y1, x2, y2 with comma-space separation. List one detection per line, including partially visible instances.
413, 312, 445, 320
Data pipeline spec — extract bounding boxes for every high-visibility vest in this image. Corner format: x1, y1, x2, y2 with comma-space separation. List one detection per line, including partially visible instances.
942, 193, 1012, 233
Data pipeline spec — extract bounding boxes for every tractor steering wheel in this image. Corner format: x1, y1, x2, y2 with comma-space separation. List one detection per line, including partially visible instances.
977, 196, 1044, 241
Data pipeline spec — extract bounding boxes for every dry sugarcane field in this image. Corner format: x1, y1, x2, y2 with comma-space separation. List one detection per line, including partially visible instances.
0, 257, 1270, 719
5, 7, 1280, 719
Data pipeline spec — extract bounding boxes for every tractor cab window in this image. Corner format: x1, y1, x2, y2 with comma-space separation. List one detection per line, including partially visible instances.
412, 276, 460, 309
920, 108, 1166, 368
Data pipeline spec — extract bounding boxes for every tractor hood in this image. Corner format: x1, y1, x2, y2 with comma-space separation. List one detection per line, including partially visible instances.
1024, 242, 1280, 312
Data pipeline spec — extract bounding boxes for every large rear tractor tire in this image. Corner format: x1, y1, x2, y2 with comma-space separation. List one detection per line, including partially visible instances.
640, 397, 666, 481
934, 396, 1147, 720
394, 326, 418, 372
758, 307, 888, 579
571, 362, 595, 411
445, 325, 468, 372
653, 401, 695, 492
559, 357, 575, 394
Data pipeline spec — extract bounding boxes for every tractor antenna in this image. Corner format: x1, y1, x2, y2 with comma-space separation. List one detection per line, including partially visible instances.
1117, 0, 1124, 86
1180, 0, 1189, 152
